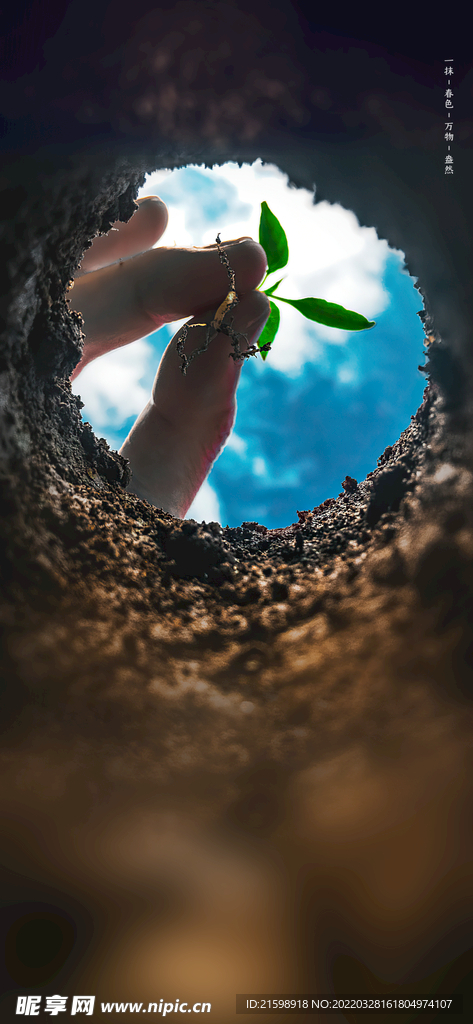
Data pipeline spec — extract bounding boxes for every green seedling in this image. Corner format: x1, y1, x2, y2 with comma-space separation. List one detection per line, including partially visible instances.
255, 200, 376, 359
176, 202, 375, 373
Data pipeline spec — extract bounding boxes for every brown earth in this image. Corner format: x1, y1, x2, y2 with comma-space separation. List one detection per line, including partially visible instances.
1, 4, 472, 1021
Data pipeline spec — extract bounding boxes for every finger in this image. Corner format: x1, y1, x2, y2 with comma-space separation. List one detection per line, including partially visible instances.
119, 290, 270, 518
77, 196, 169, 275
69, 238, 267, 374
140, 238, 268, 325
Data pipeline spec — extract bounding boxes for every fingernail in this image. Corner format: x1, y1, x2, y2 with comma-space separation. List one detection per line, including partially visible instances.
201, 236, 251, 250
226, 235, 252, 244
218, 236, 252, 247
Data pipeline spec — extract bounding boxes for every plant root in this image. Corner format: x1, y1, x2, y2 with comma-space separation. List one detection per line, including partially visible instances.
177, 236, 271, 374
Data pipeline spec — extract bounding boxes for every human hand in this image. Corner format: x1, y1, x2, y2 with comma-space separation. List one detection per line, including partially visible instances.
68, 196, 270, 517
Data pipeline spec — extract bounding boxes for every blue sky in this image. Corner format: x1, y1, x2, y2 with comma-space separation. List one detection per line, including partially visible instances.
72, 160, 427, 528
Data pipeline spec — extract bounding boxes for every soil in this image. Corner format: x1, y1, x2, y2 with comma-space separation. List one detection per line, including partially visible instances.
1, 4, 473, 1020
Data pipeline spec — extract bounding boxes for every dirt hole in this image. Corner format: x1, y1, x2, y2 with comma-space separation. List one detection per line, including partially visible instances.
71, 160, 428, 529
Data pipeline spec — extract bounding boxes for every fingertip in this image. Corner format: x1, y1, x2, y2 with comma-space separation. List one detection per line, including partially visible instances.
227, 238, 268, 292
79, 195, 170, 273
136, 195, 169, 240
244, 288, 271, 325
135, 195, 169, 222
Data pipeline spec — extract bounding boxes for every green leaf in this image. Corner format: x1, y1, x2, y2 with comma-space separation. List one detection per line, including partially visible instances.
272, 295, 376, 331
257, 300, 280, 361
262, 276, 285, 297
259, 201, 289, 275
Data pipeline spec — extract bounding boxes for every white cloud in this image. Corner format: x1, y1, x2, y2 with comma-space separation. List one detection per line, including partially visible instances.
252, 456, 267, 478
185, 478, 222, 524
224, 431, 248, 455
71, 339, 153, 428
337, 363, 359, 386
